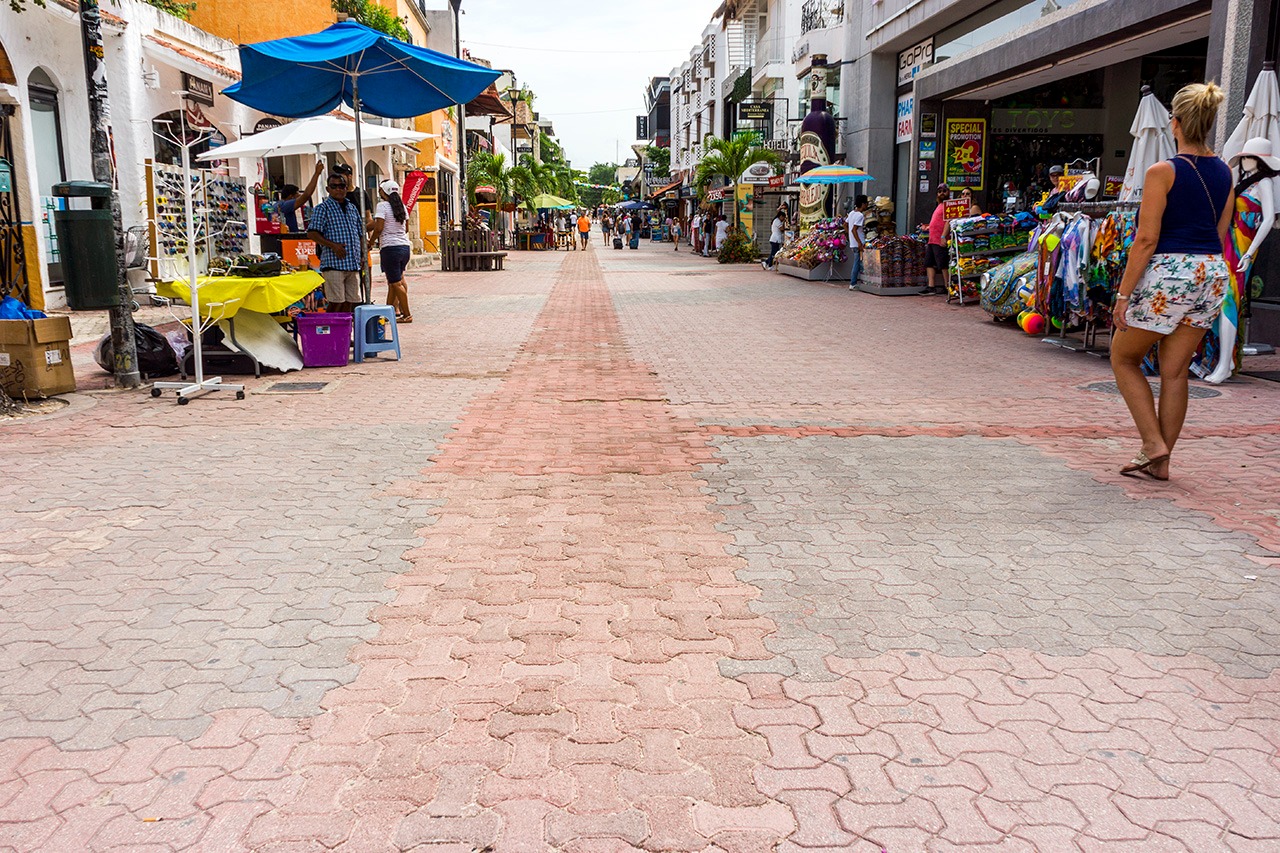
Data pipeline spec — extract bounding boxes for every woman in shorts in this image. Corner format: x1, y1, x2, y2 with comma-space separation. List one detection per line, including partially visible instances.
370, 179, 413, 323
1110, 82, 1232, 481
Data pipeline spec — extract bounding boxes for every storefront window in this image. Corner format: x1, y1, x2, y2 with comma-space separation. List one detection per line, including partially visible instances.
795, 68, 841, 119
933, 0, 1084, 64
991, 69, 1104, 110
1140, 40, 1208, 104
27, 68, 65, 198
152, 109, 214, 166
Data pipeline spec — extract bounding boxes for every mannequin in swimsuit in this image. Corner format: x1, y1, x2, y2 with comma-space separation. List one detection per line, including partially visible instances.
1206, 148, 1277, 383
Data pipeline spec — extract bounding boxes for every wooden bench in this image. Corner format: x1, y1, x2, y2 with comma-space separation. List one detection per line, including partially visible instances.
442, 230, 507, 271
457, 250, 508, 271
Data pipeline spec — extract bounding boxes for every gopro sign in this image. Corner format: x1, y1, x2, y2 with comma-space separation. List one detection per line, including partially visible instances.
897, 38, 934, 86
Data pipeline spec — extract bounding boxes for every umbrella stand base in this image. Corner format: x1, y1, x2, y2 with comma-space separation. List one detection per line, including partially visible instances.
152, 376, 246, 405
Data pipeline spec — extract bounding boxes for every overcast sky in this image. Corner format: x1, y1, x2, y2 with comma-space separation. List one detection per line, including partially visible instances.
448, 0, 720, 170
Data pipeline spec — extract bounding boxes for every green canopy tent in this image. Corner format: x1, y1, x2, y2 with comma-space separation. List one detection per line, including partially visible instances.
529, 193, 575, 210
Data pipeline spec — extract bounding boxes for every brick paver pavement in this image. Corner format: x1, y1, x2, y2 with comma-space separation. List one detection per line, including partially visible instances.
0, 238, 1277, 851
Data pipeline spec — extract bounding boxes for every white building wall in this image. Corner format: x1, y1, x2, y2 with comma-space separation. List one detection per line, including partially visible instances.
2, 0, 272, 307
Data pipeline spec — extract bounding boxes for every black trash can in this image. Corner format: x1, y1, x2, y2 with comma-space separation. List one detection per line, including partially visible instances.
53, 181, 120, 310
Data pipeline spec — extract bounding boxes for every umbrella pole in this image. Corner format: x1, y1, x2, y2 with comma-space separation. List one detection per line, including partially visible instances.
353, 74, 370, 304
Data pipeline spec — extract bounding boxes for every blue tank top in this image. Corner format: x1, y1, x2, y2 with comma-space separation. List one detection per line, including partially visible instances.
1155, 154, 1231, 255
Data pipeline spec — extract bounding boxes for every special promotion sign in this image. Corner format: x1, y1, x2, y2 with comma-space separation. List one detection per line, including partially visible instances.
944, 118, 985, 190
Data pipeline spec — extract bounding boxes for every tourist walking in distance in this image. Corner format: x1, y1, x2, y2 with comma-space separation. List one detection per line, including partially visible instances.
577, 211, 591, 249
764, 207, 785, 270
1110, 82, 1232, 481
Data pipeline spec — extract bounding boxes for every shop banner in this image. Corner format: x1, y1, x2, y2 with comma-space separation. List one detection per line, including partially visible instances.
736, 183, 754, 236
943, 198, 970, 220
402, 170, 429, 215
943, 119, 985, 191
990, 108, 1106, 135
896, 93, 915, 145
1103, 175, 1124, 198
767, 175, 785, 188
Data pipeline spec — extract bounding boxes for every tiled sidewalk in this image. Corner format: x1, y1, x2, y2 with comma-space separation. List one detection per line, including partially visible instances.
0, 239, 1277, 851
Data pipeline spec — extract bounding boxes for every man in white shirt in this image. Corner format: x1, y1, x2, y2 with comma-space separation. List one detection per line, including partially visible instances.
846, 195, 869, 291
691, 212, 703, 254
763, 208, 786, 270
713, 215, 729, 254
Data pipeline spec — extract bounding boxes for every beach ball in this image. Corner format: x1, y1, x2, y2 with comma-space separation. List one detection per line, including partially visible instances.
1023, 313, 1046, 335
1017, 310, 1031, 329
1050, 316, 1064, 329
1016, 280, 1034, 304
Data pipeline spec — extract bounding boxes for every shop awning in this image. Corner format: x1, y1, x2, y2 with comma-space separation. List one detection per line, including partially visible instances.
467, 85, 513, 119
144, 35, 241, 80
648, 178, 682, 199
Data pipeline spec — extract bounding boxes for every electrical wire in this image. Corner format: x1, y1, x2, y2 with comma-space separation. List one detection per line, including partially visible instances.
465, 39, 696, 55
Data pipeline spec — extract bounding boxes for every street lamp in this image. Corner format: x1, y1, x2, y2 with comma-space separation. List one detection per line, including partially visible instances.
506, 86, 525, 160
449, 0, 467, 220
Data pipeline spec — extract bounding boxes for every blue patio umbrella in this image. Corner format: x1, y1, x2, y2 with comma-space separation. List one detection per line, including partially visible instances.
223, 21, 499, 119
224, 21, 500, 294
615, 200, 654, 210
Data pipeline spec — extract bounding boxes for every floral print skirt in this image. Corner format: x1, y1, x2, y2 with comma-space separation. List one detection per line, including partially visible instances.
1126, 252, 1229, 335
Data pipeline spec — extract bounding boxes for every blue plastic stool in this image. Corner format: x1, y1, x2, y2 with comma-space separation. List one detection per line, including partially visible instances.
353, 304, 401, 363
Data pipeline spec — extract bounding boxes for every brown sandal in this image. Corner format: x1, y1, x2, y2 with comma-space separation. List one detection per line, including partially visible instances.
1120, 452, 1170, 480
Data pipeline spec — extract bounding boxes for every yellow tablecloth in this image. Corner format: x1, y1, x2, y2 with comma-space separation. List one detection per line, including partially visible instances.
155, 271, 324, 319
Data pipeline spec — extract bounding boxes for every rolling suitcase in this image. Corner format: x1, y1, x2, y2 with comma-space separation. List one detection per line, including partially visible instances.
613, 237, 624, 250
629, 235, 639, 250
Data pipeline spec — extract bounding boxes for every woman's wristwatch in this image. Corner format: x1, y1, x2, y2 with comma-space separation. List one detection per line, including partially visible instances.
1114, 294, 1130, 302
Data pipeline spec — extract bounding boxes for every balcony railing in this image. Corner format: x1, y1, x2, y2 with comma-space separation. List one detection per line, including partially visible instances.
801, 0, 843, 35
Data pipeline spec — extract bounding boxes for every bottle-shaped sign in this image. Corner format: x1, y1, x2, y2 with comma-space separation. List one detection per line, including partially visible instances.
798, 55, 837, 232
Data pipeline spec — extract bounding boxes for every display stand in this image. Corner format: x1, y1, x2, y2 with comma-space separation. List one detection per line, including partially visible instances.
1038, 200, 1137, 357
948, 216, 1024, 305
148, 104, 246, 405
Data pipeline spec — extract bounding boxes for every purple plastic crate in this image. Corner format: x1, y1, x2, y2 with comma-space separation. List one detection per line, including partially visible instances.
296, 313, 352, 368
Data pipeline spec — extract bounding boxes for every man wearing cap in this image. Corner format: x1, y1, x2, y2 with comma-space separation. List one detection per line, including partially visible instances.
307, 172, 365, 314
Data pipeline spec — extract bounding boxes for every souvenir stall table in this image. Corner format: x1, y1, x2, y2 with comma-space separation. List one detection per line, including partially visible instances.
155, 269, 323, 378
860, 234, 928, 295
774, 217, 852, 281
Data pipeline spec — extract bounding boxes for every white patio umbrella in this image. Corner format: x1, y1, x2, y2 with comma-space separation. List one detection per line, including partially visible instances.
1119, 86, 1175, 202
197, 115, 430, 161
1222, 62, 1280, 164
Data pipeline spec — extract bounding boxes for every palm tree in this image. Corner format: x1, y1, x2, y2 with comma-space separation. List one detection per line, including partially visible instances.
466, 151, 514, 208
466, 151, 539, 233
693, 134, 783, 229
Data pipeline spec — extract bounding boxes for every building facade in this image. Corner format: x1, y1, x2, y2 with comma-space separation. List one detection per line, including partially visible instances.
656, 0, 1279, 343
1, 0, 273, 309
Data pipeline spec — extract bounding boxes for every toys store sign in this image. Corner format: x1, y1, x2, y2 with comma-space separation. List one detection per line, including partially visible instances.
990, 108, 1106, 135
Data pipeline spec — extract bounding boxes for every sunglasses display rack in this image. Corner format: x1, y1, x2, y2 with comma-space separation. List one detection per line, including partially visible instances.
146, 161, 251, 280
206, 175, 250, 257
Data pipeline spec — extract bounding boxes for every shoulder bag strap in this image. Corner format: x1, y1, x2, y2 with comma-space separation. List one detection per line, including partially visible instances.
1176, 154, 1222, 230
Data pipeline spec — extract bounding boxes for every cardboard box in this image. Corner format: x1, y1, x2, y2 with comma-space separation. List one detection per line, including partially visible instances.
0, 317, 76, 398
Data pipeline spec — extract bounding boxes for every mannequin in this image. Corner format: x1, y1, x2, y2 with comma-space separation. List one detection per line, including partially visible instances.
1208, 138, 1279, 383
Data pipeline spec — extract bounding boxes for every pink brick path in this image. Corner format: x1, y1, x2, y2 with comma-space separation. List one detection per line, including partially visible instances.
0, 241, 1277, 850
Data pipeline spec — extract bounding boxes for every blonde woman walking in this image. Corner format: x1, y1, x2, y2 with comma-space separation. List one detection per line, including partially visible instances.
1110, 83, 1233, 481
